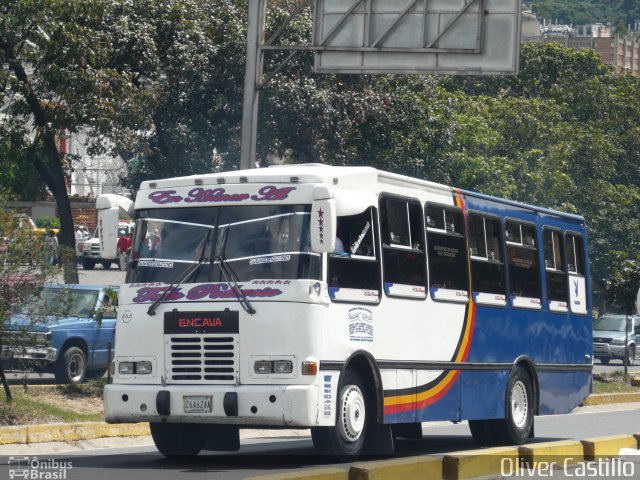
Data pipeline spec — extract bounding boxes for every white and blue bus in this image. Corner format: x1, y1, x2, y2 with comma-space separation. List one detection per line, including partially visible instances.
98, 165, 592, 458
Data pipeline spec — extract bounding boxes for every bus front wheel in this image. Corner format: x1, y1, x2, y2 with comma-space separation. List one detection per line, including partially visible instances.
150, 422, 207, 457
311, 370, 368, 459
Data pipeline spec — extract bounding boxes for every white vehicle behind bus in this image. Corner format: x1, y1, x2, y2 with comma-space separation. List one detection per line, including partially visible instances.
80, 221, 133, 270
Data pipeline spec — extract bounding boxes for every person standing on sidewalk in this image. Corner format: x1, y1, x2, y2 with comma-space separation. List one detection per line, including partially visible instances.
116, 231, 128, 271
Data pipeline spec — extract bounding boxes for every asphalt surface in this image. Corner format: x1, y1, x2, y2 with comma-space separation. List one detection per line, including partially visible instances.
1, 404, 639, 480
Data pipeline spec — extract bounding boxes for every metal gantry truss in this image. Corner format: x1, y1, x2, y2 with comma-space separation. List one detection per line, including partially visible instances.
241, 0, 513, 169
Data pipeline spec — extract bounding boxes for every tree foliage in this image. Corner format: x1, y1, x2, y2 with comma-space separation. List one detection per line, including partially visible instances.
530, 0, 640, 27
3, 3, 640, 303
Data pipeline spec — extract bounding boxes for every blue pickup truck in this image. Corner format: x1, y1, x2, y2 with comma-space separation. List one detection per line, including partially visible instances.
1, 284, 117, 384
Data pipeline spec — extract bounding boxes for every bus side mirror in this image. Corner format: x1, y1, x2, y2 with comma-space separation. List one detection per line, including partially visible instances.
636, 287, 640, 315
98, 207, 119, 259
310, 186, 336, 253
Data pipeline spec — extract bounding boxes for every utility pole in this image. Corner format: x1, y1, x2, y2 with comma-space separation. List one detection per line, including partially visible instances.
240, 0, 266, 170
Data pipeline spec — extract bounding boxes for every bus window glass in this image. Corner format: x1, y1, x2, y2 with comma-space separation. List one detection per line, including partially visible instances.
127, 205, 320, 283
544, 229, 568, 312
566, 234, 585, 275
425, 205, 445, 230
328, 207, 380, 303
468, 215, 505, 305
506, 220, 541, 309
566, 233, 587, 314
381, 198, 426, 298
468, 216, 487, 259
426, 205, 468, 303
382, 199, 410, 247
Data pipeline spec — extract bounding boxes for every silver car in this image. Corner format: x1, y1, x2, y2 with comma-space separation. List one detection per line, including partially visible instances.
592, 314, 640, 365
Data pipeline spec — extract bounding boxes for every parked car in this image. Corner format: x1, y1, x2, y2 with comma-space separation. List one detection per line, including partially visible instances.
592, 314, 640, 365
1, 284, 118, 384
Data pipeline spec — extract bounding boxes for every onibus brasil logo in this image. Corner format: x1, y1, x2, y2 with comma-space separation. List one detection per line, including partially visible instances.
8, 456, 72, 479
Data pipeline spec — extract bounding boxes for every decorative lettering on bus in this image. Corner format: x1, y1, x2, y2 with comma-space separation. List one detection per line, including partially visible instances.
164, 310, 239, 334
132, 284, 283, 303
179, 317, 223, 328
433, 245, 459, 258
148, 185, 297, 205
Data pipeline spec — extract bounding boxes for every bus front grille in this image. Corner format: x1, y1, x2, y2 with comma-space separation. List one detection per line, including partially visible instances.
165, 335, 239, 384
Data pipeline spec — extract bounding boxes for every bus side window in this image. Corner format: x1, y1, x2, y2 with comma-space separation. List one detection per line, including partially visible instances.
506, 220, 541, 309
328, 207, 380, 302
543, 229, 568, 312
468, 214, 506, 305
565, 234, 585, 276
425, 204, 469, 303
565, 233, 587, 315
380, 197, 426, 298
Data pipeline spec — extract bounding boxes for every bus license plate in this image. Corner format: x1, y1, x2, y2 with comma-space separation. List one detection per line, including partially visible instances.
183, 396, 212, 413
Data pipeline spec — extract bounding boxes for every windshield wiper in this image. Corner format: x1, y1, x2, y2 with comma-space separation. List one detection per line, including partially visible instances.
147, 230, 212, 316
217, 229, 256, 315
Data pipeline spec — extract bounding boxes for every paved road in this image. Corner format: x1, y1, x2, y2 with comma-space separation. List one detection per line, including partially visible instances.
1, 405, 639, 480
56, 266, 126, 286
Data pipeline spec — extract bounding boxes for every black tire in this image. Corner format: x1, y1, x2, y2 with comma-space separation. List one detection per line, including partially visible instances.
469, 419, 500, 446
82, 258, 95, 270
150, 422, 207, 457
494, 366, 534, 445
600, 357, 610, 365
54, 346, 87, 384
101, 261, 111, 269
311, 370, 369, 459
627, 345, 635, 366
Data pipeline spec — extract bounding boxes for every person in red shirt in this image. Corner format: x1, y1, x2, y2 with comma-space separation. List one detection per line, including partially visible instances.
116, 231, 128, 271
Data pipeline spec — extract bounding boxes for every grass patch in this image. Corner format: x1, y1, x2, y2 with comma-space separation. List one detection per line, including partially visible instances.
593, 372, 640, 394
0, 379, 105, 426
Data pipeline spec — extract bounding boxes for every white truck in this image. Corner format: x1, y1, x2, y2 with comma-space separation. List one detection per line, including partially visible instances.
80, 221, 133, 270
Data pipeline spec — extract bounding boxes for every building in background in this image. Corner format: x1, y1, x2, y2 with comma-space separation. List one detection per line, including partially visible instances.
66, 131, 130, 199
524, 10, 640, 76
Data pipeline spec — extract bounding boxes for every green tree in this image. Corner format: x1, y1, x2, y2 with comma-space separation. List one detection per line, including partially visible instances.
0, 198, 59, 401
1, 0, 148, 282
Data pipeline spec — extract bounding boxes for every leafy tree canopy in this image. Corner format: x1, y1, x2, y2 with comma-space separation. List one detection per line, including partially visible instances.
530, 0, 640, 27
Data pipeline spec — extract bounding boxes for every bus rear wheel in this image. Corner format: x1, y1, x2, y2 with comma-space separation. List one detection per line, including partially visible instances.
469, 366, 534, 446
497, 366, 534, 445
311, 370, 368, 459
150, 422, 207, 457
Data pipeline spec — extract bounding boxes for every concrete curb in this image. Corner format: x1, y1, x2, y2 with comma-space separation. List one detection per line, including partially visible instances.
246, 434, 640, 480
245, 468, 349, 480
582, 392, 640, 405
0, 422, 150, 445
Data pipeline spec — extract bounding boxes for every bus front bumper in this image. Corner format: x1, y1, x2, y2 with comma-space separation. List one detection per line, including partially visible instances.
104, 383, 321, 427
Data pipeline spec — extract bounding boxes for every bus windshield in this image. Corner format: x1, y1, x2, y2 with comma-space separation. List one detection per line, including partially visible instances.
126, 205, 320, 284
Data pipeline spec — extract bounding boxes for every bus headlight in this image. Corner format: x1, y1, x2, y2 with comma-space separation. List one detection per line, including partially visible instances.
119, 362, 135, 374
253, 360, 293, 375
273, 360, 293, 374
119, 361, 152, 374
135, 361, 153, 374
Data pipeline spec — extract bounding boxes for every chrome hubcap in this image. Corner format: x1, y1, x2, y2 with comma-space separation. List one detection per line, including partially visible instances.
338, 385, 365, 443
68, 353, 85, 382
511, 380, 528, 428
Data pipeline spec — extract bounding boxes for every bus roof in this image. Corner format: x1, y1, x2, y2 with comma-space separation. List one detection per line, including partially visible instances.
139, 164, 584, 222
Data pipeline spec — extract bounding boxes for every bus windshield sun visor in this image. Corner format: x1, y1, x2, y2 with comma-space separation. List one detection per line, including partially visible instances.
333, 189, 377, 216
146, 229, 213, 316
